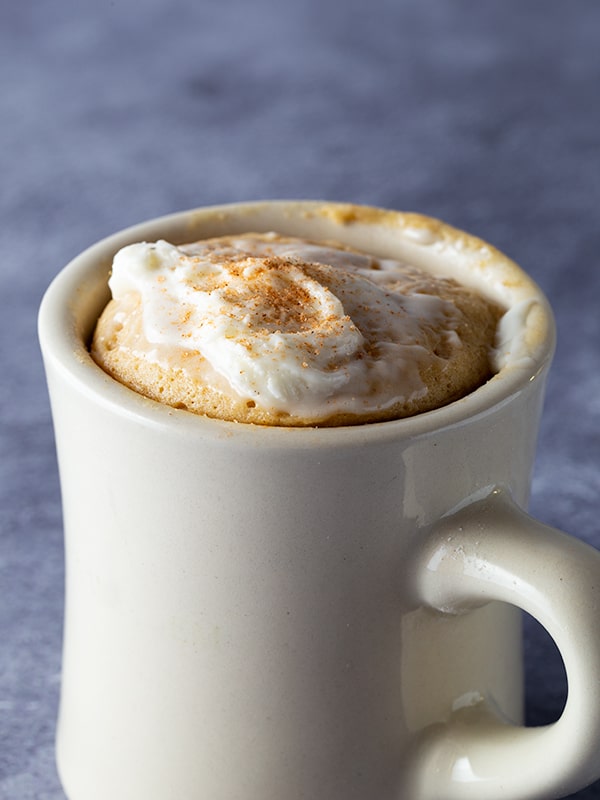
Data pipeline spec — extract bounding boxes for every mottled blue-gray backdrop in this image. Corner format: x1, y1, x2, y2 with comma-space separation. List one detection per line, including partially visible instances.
1, 0, 599, 797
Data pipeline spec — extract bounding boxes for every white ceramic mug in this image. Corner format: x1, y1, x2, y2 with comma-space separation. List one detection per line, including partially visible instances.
39, 201, 600, 800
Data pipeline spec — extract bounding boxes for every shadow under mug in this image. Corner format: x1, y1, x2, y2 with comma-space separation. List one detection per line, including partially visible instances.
39, 201, 600, 800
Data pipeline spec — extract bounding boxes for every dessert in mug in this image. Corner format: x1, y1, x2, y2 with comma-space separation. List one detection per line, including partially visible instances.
91, 233, 504, 426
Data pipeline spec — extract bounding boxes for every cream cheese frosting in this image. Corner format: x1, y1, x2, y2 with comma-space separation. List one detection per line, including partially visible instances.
92, 233, 503, 425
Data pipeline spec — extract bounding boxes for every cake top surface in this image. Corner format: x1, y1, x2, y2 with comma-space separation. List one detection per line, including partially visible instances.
92, 233, 504, 425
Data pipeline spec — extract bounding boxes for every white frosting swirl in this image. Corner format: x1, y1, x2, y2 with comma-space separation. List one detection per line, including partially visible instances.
107, 235, 474, 416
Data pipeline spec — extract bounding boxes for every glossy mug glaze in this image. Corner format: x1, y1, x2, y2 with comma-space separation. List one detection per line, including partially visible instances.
39, 201, 600, 800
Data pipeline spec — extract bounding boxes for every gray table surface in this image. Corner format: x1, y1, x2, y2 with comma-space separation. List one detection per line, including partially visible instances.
1, 0, 599, 797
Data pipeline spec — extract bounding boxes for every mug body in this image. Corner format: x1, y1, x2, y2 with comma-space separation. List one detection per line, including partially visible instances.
39, 202, 554, 800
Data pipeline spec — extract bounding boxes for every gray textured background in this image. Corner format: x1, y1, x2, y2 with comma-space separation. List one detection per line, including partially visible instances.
1, 0, 599, 798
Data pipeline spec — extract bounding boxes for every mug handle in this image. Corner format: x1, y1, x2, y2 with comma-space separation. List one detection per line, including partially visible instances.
410, 487, 600, 800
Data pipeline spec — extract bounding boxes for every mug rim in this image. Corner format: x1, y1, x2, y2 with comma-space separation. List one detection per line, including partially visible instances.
38, 200, 556, 448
